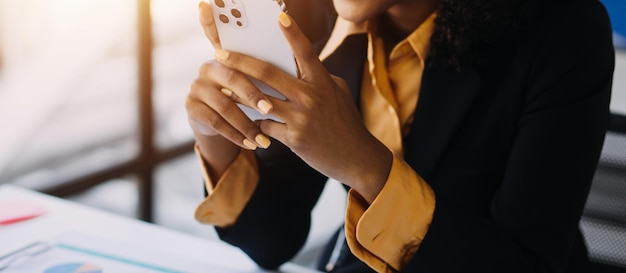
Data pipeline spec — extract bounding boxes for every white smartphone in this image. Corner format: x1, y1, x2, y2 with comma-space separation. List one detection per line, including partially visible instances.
209, 0, 297, 121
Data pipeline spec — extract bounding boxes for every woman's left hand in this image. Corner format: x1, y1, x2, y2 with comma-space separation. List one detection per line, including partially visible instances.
213, 13, 392, 203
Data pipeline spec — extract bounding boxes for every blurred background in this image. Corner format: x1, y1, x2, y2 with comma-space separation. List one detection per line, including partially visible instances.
0, 0, 344, 267
0, 0, 211, 233
0, 0, 623, 270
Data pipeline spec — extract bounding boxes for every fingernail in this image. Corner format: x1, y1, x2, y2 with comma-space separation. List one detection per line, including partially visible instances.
257, 99, 273, 115
278, 12, 291, 28
220, 88, 233, 97
255, 134, 271, 149
243, 139, 257, 150
214, 49, 229, 61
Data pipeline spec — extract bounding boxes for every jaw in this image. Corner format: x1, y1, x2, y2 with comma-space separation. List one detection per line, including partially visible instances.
332, 0, 399, 24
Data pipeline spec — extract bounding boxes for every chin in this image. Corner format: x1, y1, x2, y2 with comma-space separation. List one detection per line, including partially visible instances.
332, 0, 389, 23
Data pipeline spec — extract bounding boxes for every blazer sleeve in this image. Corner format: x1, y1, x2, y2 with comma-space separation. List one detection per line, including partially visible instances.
213, 140, 329, 270
403, 1, 614, 272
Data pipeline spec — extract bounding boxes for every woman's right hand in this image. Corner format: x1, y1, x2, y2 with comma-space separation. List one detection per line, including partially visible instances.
186, 1, 272, 179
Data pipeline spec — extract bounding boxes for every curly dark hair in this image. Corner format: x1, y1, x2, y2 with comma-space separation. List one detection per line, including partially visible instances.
430, 0, 532, 70
289, 0, 535, 70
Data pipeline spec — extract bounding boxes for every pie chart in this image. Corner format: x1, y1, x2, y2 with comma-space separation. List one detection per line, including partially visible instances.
43, 263, 102, 273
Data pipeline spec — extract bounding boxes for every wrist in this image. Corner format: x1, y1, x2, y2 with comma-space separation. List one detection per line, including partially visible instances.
345, 138, 393, 204
195, 133, 241, 180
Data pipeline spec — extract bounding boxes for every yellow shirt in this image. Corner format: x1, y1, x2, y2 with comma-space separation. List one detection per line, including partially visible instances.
195, 13, 437, 273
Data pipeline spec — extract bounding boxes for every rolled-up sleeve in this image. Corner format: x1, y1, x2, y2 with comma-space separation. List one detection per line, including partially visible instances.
194, 145, 259, 227
345, 154, 435, 272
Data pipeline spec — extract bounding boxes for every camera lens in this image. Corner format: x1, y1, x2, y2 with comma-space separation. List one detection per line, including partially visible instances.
219, 14, 229, 24
231, 8, 242, 18
215, 0, 225, 8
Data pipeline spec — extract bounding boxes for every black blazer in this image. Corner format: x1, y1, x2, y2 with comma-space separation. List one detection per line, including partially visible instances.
214, 0, 615, 272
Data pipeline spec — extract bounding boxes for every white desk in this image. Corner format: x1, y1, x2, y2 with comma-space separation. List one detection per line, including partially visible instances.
0, 184, 320, 273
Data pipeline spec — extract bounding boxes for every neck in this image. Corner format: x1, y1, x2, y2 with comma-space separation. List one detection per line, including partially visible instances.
380, 0, 438, 48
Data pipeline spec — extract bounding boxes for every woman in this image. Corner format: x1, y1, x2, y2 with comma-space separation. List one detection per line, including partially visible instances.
186, 0, 615, 272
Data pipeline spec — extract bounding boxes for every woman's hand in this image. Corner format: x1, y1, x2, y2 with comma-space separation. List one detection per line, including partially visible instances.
187, 2, 274, 180
212, 12, 393, 203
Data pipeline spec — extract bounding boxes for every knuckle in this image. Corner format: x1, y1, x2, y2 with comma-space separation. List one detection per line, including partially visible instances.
189, 79, 203, 94
292, 111, 309, 126
212, 96, 242, 119
295, 91, 316, 110
241, 122, 260, 138
225, 130, 242, 143
185, 96, 207, 116
227, 53, 241, 65
212, 96, 232, 113
244, 89, 261, 103
223, 68, 238, 86
205, 113, 224, 130
282, 112, 310, 150
287, 131, 307, 150
198, 61, 213, 76
257, 62, 276, 80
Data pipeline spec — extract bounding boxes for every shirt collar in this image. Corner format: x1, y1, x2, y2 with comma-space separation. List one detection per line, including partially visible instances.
319, 12, 437, 62
404, 12, 437, 62
319, 17, 368, 61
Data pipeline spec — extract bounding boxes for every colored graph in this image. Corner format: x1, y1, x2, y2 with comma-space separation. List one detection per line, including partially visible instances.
43, 263, 102, 273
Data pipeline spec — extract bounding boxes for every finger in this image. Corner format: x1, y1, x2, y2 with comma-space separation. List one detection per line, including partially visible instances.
221, 87, 267, 117
277, 12, 327, 82
189, 117, 218, 136
262, 95, 296, 122
214, 49, 303, 101
206, 53, 280, 115
257, 119, 288, 146
220, 87, 243, 104
198, 1, 221, 50
186, 95, 256, 150
189, 80, 272, 149
199, 60, 275, 116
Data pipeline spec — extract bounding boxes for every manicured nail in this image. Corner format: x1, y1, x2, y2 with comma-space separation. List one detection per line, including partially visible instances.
220, 88, 233, 97
255, 134, 271, 149
214, 49, 229, 61
243, 139, 257, 150
257, 99, 273, 115
278, 12, 291, 28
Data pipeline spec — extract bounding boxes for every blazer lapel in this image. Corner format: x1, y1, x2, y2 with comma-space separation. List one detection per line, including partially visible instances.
320, 33, 484, 184
404, 62, 483, 182
322, 34, 368, 110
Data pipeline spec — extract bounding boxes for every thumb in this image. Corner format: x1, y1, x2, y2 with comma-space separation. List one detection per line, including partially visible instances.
199, 1, 222, 50
257, 119, 287, 147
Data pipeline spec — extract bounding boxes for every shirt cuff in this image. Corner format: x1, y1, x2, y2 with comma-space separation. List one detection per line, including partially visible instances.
345, 154, 435, 272
194, 145, 259, 227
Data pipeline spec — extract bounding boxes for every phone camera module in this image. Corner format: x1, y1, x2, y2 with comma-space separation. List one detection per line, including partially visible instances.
219, 13, 229, 24
231, 8, 242, 18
